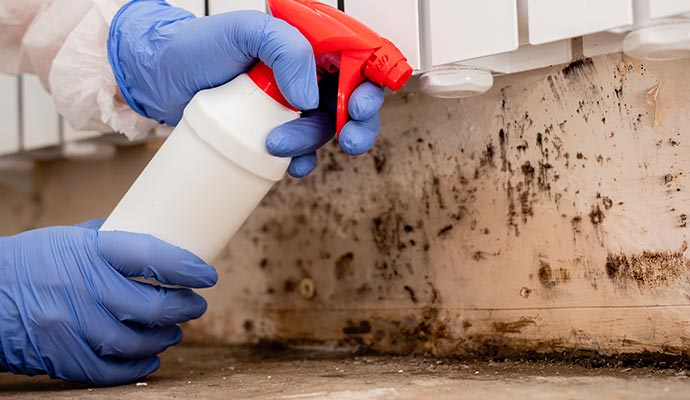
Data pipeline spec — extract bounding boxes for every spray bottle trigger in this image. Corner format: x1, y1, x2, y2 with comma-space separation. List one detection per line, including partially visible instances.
335, 50, 370, 137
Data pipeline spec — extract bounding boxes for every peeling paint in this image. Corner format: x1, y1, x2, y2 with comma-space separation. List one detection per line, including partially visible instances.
646, 83, 661, 127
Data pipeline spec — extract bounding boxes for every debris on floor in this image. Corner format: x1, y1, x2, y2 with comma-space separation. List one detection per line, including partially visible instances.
2, 345, 690, 399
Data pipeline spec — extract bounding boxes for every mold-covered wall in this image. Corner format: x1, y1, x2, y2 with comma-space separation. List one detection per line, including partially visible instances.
2, 54, 690, 355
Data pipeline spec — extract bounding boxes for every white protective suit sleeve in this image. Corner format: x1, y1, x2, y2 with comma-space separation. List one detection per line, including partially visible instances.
0, 0, 157, 139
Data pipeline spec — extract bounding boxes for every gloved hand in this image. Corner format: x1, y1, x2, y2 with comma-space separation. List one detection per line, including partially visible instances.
108, 1, 385, 178
0, 220, 218, 386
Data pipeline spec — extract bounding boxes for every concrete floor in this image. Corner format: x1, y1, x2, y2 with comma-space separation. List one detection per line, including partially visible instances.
2, 346, 690, 399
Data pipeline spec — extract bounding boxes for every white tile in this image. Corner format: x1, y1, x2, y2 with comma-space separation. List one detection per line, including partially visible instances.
0, 74, 19, 156
316, 0, 338, 8
62, 118, 101, 142
167, 0, 206, 16
465, 40, 572, 74
633, 0, 690, 21
583, 32, 625, 58
425, 0, 519, 67
21, 75, 60, 151
526, 0, 633, 45
209, 0, 266, 14
346, 0, 421, 70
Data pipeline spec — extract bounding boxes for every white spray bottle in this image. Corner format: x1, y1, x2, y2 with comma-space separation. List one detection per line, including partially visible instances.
101, 0, 413, 263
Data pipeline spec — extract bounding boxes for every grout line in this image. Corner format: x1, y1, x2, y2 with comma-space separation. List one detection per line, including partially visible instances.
17, 75, 24, 150
418, 0, 431, 71
57, 115, 64, 144
264, 304, 690, 313
572, 36, 584, 60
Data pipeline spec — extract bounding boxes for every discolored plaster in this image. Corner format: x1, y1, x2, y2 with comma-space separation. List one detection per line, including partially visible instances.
2, 54, 690, 356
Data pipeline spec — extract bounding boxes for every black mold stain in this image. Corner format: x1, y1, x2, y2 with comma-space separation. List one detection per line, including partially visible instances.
614, 87, 623, 99
343, 320, 372, 335
437, 224, 453, 237
546, 75, 561, 102
284, 279, 296, 293
480, 143, 496, 168
492, 317, 536, 334
562, 58, 593, 78
571, 216, 582, 234
506, 182, 519, 236
372, 209, 403, 256
373, 154, 386, 173
498, 128, 509, 171
538, 261, 571, 289
605, 242, 689, 287
433, 176, 445, 210
589, 206, 605, 225
538, 162, 553, 191
521, 161, 535, 182
335, 252, 355, 280
369, 307, 448, 354
404, 285, 418, 303
519, 190, 533, 222
602, 196, 614, 210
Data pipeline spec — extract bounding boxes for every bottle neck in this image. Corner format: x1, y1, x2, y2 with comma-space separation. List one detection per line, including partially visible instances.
247, 62, 298, 112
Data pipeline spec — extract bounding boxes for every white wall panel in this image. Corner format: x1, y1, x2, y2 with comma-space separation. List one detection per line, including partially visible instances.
167, 0, 205, 16
583, 32, 625, 58
317, 0, 338, 8
22, 75, 60, 151
62, 118, 101, 143
209, 0, 266, 14
635, 0, 690, 20
527, 0, 633, 45
465, 40, 572, 74
0, 75, 19, 156
426, 0, 519, 67
346, 0, 421, 70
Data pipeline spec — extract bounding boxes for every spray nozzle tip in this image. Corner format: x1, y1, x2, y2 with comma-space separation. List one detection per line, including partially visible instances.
363, 41, 413, 92
385, 61, 414, 92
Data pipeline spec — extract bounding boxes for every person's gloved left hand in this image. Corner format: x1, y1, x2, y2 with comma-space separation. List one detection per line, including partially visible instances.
108, 0, 385, 178
0, 219, 217, 386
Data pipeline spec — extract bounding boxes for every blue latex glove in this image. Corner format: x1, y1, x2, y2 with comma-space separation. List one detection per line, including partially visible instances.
108, 0, 385, 178
0, 220, 218, 386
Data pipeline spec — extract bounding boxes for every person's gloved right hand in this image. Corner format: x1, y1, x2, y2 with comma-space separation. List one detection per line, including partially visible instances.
108, 1, 386, 178
0, 221, 218, 386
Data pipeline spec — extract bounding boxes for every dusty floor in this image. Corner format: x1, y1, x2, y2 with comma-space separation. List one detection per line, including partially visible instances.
2, 345, 690, 399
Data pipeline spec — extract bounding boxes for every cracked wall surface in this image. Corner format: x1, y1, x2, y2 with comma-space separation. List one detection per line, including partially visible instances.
2, 54, 690, 355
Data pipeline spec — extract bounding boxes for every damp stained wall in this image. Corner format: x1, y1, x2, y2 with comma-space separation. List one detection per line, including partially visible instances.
2, 54, 690, 355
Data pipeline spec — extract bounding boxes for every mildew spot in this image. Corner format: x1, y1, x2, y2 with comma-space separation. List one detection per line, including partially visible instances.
605, 242, 689, 287
589, 206, 605, 225
492, 317, 536, 334
538, 261, 571, 288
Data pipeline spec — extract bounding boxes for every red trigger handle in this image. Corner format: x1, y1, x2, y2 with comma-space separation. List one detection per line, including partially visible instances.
336, 43, 413, 137
261, 0, 414, 140
336, 50, 370, 137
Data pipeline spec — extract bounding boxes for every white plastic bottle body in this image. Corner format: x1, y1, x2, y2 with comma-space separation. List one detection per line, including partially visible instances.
101, 74, 299, 263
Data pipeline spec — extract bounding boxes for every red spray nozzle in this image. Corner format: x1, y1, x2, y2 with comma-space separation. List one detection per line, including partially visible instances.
248, 0, 413, 137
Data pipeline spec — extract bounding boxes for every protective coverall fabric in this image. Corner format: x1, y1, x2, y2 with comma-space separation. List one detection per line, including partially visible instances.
0, 0, 157, 139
